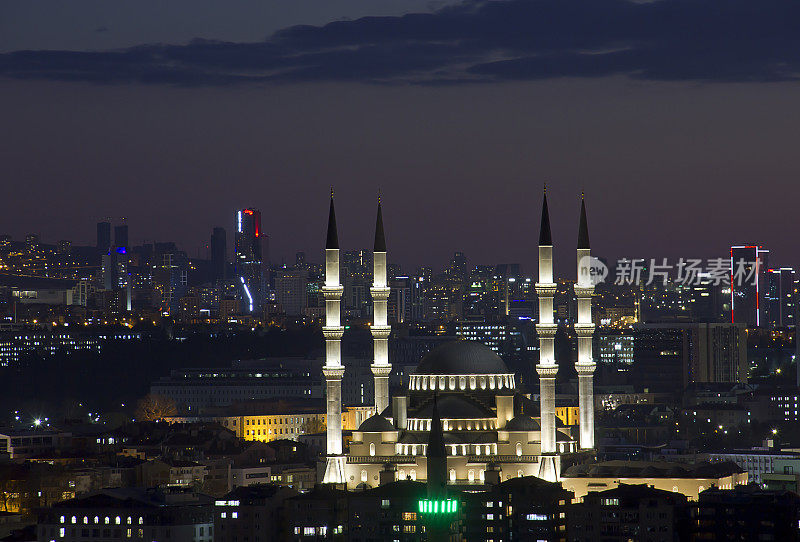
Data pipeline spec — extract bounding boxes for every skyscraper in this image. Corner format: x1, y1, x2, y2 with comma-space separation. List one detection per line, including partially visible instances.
235, 208, 264, 313
113, 224, 128, 251
766, 268, 797, 328
96, 221, 111, 254
211, 227, 227, 286
730, 245, 769, 327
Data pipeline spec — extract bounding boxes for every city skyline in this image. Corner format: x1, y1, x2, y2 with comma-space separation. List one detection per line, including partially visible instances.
3, 0, 800, 273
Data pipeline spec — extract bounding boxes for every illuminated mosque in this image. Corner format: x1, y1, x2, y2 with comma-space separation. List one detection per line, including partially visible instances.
318, 190, 597, 489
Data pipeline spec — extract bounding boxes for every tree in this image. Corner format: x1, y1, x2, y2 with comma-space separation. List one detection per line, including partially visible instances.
135, 394, 177, 421
301, 416, 326, 435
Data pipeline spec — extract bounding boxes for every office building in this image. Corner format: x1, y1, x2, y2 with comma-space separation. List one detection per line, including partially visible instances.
275, 269, 308, 316
730, 245, 769, 326
235, 208, 265, 313
96, 222, 111, 255
766, 267, 797, 328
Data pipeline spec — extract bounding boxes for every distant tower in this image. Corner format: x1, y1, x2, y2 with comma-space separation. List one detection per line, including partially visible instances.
535, 187, 559, 482
235, 208, 264, 312
730, 245, 769, 327
371, 197, 392, 415
96, 221, 111, 255
211, 227, 227, 286
322, 193, 346, 485
575, 194, 597, 450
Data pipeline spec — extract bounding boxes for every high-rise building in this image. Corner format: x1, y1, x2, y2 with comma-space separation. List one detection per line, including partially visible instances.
114, 224, 128, 251
211, 227, 227, 286
275, 269, 308, 316
628, 323, 747, 391
730, 245, 769, 326
388, 277, 412, 323
96, 221, 111, 254
766, 268, 797, 328
153, 244, 189, 314
448, 251, 467, 279
235, 208, 265, 313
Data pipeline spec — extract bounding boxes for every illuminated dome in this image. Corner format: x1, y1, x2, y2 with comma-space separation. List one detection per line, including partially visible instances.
414, 341, 509, 375
358, 414, 395, 432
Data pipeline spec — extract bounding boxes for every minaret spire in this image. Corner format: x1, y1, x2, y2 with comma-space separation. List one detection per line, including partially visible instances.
535, 185, 559, 482
326, 190, 339, 249
322, 192, 346, 484
374, 197, 386, 253
370, 195, 392, 415
575, 193, 597, 450
578, 192, 590, 250
540, 185, 552, 246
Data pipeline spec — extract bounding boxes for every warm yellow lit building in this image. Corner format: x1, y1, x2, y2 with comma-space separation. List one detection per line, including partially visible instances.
561, 460, 748, 501
165, 405, 374, 444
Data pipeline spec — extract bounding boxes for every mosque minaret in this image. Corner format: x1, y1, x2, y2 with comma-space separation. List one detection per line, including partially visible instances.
535, 187, 560, 482
321, 192, 347, 484
575, 194, 597, 450
370, 198, 392, 415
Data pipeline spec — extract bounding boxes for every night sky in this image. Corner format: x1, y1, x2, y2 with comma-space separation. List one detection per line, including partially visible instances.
2, 0, 799, 275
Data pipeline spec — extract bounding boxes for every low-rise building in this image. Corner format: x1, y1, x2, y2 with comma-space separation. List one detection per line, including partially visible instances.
691, 485, 800, 541
561, 461, 747, 501
36, 488, 214, 542
214, 485, 297, 542
568, 483, 688, 542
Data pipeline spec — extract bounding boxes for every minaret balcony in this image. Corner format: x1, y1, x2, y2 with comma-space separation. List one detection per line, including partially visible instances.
535, 323, 558, 338
370, 325, 391, 339
322, 285, 344, 299
534, 283, 557, 296
369, 286, 390, 300
573, 285, 595, 297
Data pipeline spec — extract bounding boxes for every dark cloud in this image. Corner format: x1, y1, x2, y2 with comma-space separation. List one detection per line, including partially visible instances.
2, 0, 800, 85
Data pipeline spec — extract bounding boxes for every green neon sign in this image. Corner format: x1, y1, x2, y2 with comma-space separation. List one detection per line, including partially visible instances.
417, 499, 458, 515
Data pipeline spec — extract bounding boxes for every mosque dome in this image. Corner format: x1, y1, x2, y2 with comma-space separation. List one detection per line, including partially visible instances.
414, 341, 509, 375
357, 414, 395, 432
505, 414, 540, 431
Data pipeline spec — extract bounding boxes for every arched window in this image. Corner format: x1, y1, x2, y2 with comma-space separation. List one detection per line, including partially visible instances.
516, 442, 523, 457
83, 517, 88, 525
399, 469, 406, 480
410, 470, 417, 481
361, 470, 368, 482
468, 470, 475, 482
115, 517, 121, 525
104, 517, 110, 525
517, 470, 523, 478
71, 517, 76, 524
449, 469, 456, 482
369, 443, 376, 456
479, 470, 485, 482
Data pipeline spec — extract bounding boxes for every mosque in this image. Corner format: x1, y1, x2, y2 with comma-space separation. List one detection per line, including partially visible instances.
319, 190, 597, 489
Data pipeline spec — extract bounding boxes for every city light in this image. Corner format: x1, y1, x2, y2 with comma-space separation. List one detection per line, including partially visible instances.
418, 499, 458, 515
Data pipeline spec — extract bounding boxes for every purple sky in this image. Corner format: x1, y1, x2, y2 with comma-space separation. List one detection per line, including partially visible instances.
2, 0, 800, 276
